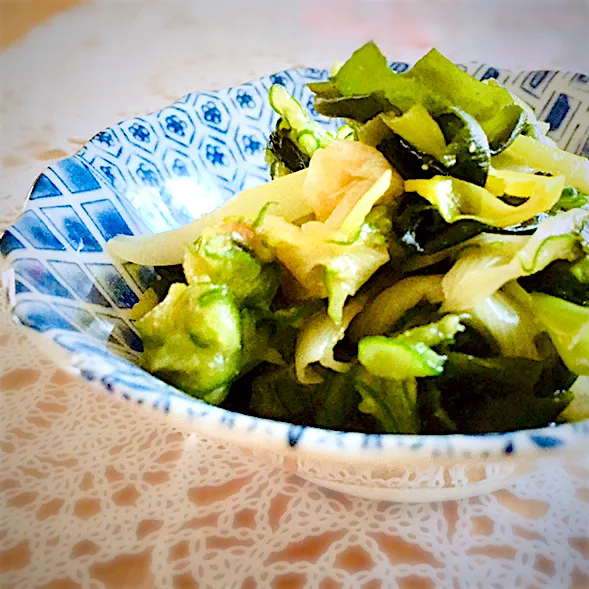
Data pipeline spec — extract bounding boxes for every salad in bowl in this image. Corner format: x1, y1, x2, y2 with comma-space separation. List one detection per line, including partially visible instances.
108, 42, 589, 437
3, 42, 589, 500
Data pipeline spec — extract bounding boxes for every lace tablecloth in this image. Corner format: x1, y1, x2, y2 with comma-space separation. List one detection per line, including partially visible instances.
1, 2, 588, 588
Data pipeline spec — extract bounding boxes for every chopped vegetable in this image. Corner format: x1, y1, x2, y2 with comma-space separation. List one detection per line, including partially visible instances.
268, 84, 332, 158
307, 80, 340, 98
115, 42, 588, 435
128, 287, 159, 320
329, 42, 411, 108
258, 211, 389, 323
392, 194, 541, 256
501, 135, 589, 193
295, 297, 365, 384
354, 369, 421, 434
485, 168, 553, 198
401, 48, 513, 121
266, 84, 335, 177
405, 174, 565, 228
240, 308, 285, 372
467, 288, 542, 360
330, 43, 513, 122
519, 259, 589, 306
359, 336, 446, 379
417, 379, 457, 433
427, 353, 574, 433
314, 92, 398, 123
106, 169, 312, 266
481, 104, 527, 155
380, 105, 493, 186
313, 368, 363, 430
266, 126, 310, 177
350, 275, 444, 340
531, 293, 589, 375
571, 257, 589, 283
358, 314, 466, 379
381, 105, 446, 158
376, 132, 448, 181
483, 78, 556, 147
250, 365, 311, 422
303, 140, 403, 225
136, 282, 242, 402
397, 313, 467, 347
249, 365, 362, 431
552, 186, 589, 212
435, 107, 491, 186
442, 209, 587, 311
183, 231, 280, 308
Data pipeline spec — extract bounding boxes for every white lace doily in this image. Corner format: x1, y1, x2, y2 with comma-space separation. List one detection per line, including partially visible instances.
2, 1, 589, 587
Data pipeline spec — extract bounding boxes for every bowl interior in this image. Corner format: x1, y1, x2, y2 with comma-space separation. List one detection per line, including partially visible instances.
2, 61, 589, 460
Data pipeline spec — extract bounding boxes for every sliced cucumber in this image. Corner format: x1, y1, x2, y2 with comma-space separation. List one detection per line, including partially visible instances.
358, 335, 445, 379
137, 283, 243, 398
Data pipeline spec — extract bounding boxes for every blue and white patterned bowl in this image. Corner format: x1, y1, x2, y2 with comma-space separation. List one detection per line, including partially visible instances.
2, 62, 589, 501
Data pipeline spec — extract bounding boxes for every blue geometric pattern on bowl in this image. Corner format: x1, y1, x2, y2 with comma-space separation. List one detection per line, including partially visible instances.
2, 62, 589, 460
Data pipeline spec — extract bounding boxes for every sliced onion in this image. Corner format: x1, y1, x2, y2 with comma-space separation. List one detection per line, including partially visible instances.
106, 169, 311, 266
349, 275, 444, 342
303, 140, 403, 225
469, 289, 541, 360
503, 135, 589, 193
295, 297, 366, 384
443, 209, 587, 311
405, 174, 565, 229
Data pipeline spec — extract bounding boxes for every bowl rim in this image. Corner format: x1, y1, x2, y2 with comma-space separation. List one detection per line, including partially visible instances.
2, 62, 589, 464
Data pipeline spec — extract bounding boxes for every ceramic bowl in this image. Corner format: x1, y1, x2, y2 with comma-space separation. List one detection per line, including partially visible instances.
2, 61, 589, 502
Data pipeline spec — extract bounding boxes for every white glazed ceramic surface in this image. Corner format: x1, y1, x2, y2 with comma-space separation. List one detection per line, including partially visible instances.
2, 59, 589, 501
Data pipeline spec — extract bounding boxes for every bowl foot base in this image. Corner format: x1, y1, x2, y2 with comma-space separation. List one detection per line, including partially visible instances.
298, 470, 532, 502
